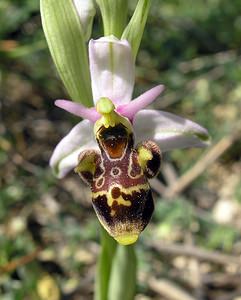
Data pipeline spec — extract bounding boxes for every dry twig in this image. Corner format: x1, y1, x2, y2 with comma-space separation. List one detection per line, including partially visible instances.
150, 242, 241, 267
148, 277, 196, 300
0, 247, 42, 274
164, 130, 241, 198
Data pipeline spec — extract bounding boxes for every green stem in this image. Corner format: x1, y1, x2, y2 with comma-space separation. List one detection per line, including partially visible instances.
95, 228, 137, 300
108, 244, 137, 300
95, 227, 117, 300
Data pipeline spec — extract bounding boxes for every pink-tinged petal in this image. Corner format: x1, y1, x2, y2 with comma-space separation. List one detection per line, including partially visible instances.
50, 120, 97, 178
133, 109, 210, 152
55, 100, 100, 122
89, 36, 135, 106
117, 85, 164, 121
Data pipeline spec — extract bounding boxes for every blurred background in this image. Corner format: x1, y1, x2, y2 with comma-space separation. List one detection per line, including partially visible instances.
1, 0, 241, 299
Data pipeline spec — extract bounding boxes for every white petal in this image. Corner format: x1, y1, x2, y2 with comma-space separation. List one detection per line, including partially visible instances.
50, 120, 97, 178
89, 36, 135, 105
133, 110, 210, 152
73, 0, 96, 40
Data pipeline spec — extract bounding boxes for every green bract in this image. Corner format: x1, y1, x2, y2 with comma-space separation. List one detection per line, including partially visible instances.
122, 0, 151, 60
40, 0, 92, 107
96, 0, 128, 38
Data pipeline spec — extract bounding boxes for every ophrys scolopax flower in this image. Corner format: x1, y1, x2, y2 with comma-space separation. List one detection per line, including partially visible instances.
50, 36, 210, 245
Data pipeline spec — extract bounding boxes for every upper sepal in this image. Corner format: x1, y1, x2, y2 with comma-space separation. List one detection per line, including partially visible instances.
89, 36, 135, 106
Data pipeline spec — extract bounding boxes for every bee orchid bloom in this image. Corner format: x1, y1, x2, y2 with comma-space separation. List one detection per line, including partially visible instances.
50, 36, 210, 245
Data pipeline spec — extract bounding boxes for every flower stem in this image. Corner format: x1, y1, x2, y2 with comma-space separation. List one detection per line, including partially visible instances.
108, 244, 137, 300
95, 227, 117, 300
95, 227, 137, 300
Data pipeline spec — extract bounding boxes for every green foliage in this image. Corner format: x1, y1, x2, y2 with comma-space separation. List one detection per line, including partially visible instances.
96, 0, 128, 38
235, 180, 241, 204
206, 225, 238, 252
122, 0, 151, 60
0, 0, 39, 38
40, 0, 92, 106
1, 0, 241, 299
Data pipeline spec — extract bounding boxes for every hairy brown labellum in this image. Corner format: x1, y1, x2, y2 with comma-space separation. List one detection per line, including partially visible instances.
75, 114, 161, 245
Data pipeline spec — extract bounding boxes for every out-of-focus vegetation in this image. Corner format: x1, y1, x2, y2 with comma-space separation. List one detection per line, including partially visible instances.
1, 0, 241, 299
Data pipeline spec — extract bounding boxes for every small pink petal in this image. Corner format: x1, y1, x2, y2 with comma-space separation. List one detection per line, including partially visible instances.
55, 100, 100, 123
117, 85, 164, 121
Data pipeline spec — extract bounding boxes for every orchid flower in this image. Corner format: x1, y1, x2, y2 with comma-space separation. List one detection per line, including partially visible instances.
49, 36, 210, 245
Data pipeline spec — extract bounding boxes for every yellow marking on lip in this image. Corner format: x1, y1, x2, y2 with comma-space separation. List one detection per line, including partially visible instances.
92, 213, 142, 246
92, 183, 149, 197
110, 209, 116, 217
137, 147, 153, 170
108, 196, 131, 207
114, 234, 139, 245
92, 183, 149, 208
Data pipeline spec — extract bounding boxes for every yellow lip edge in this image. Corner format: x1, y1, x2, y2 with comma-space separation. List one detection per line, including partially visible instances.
114, 234, 139, 245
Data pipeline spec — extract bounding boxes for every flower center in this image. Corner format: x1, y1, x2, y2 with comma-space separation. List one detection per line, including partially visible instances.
94, 97, 134, 159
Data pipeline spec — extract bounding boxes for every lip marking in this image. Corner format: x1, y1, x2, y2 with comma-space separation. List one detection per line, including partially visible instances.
95, 177, 105, 188
111, 167, 121, 177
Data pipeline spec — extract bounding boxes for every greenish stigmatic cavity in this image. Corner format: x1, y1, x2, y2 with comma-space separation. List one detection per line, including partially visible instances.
122, 0, 151, 60
96, 0, 128, 38
40, 0, 93, 107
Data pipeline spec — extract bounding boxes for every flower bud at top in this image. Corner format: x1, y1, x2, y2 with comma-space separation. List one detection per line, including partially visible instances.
73, 0, 96, 41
